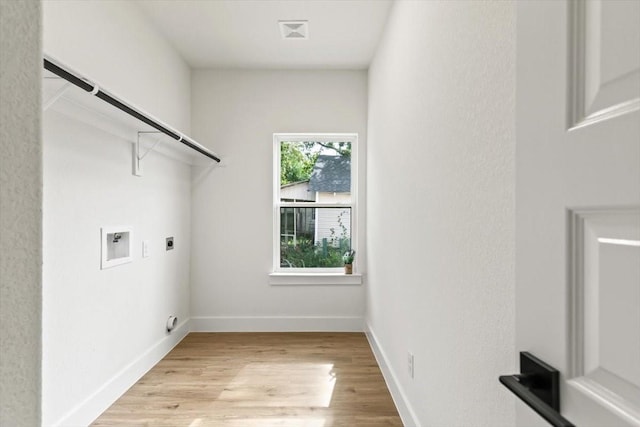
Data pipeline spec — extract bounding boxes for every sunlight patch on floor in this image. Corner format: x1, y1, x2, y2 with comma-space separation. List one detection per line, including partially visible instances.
214, 418, 326, 427
218, 363, 336, 408
189, 418, 325, 427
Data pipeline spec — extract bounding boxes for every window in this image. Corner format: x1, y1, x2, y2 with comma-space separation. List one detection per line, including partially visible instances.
273, 133, 357, 273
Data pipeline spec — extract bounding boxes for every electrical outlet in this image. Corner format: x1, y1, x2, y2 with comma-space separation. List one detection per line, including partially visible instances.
407, 352, 414, 379
142, 240, 149, 258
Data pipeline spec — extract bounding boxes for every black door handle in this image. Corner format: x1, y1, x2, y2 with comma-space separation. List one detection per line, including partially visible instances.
499, 352, 575, 427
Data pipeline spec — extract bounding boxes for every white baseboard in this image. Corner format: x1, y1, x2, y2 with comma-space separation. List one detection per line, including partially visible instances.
190, 316, 364, 332
53, 319, 190, 427
365, 322, 421, 427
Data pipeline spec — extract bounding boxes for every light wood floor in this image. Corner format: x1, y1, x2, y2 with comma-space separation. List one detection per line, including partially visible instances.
92, 333, 403, 427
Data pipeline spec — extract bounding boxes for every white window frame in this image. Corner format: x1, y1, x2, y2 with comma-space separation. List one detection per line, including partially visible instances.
271, 133, 359, 281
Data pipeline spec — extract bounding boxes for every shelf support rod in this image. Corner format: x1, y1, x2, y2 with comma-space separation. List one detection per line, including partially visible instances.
44, 56, 221, 163
137, 131, 162, 160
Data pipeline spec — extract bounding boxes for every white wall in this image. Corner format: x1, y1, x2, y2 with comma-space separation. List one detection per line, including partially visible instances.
42, 1, 194, 425
43, 0, 191, 133
366, 1, 516, 426
0, 1, 42, 425
190, 70, 367, 331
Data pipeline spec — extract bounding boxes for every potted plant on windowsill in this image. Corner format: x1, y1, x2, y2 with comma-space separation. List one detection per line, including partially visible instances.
343, 250, 355, 275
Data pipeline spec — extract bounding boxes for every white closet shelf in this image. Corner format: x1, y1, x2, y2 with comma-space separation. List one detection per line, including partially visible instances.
42, 56, 220, 167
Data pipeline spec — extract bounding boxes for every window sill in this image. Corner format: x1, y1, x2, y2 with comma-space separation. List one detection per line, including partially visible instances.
269, 272, 363, 286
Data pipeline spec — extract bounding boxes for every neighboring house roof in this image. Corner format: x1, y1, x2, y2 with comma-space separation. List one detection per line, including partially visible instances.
280, 180, 309, 189
309, 155, 351, 193
280, 180, 315, 202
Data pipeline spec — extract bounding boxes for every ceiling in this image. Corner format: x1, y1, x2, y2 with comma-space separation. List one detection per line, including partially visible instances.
135, 0, 393, 70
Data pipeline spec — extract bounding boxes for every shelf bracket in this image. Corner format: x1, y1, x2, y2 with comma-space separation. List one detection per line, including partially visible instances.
133, 131, 162, 177
43, 82, 71, 111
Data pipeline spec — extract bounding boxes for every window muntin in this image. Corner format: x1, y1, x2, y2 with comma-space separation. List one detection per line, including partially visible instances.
280, 207, 352, 268
274, 134, 357, 272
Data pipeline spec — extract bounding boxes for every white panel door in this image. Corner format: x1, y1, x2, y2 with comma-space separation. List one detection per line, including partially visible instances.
516, 0, 640, 426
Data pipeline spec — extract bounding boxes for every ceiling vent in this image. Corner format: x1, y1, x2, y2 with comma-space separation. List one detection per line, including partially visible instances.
279, 21, 309, 40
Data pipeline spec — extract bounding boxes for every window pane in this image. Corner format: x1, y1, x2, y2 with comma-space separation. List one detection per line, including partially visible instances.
280, 207, 351, 268
280, 141, 351, 203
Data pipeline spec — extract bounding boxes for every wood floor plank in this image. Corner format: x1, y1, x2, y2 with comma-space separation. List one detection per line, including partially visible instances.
92, 333, 402, 427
